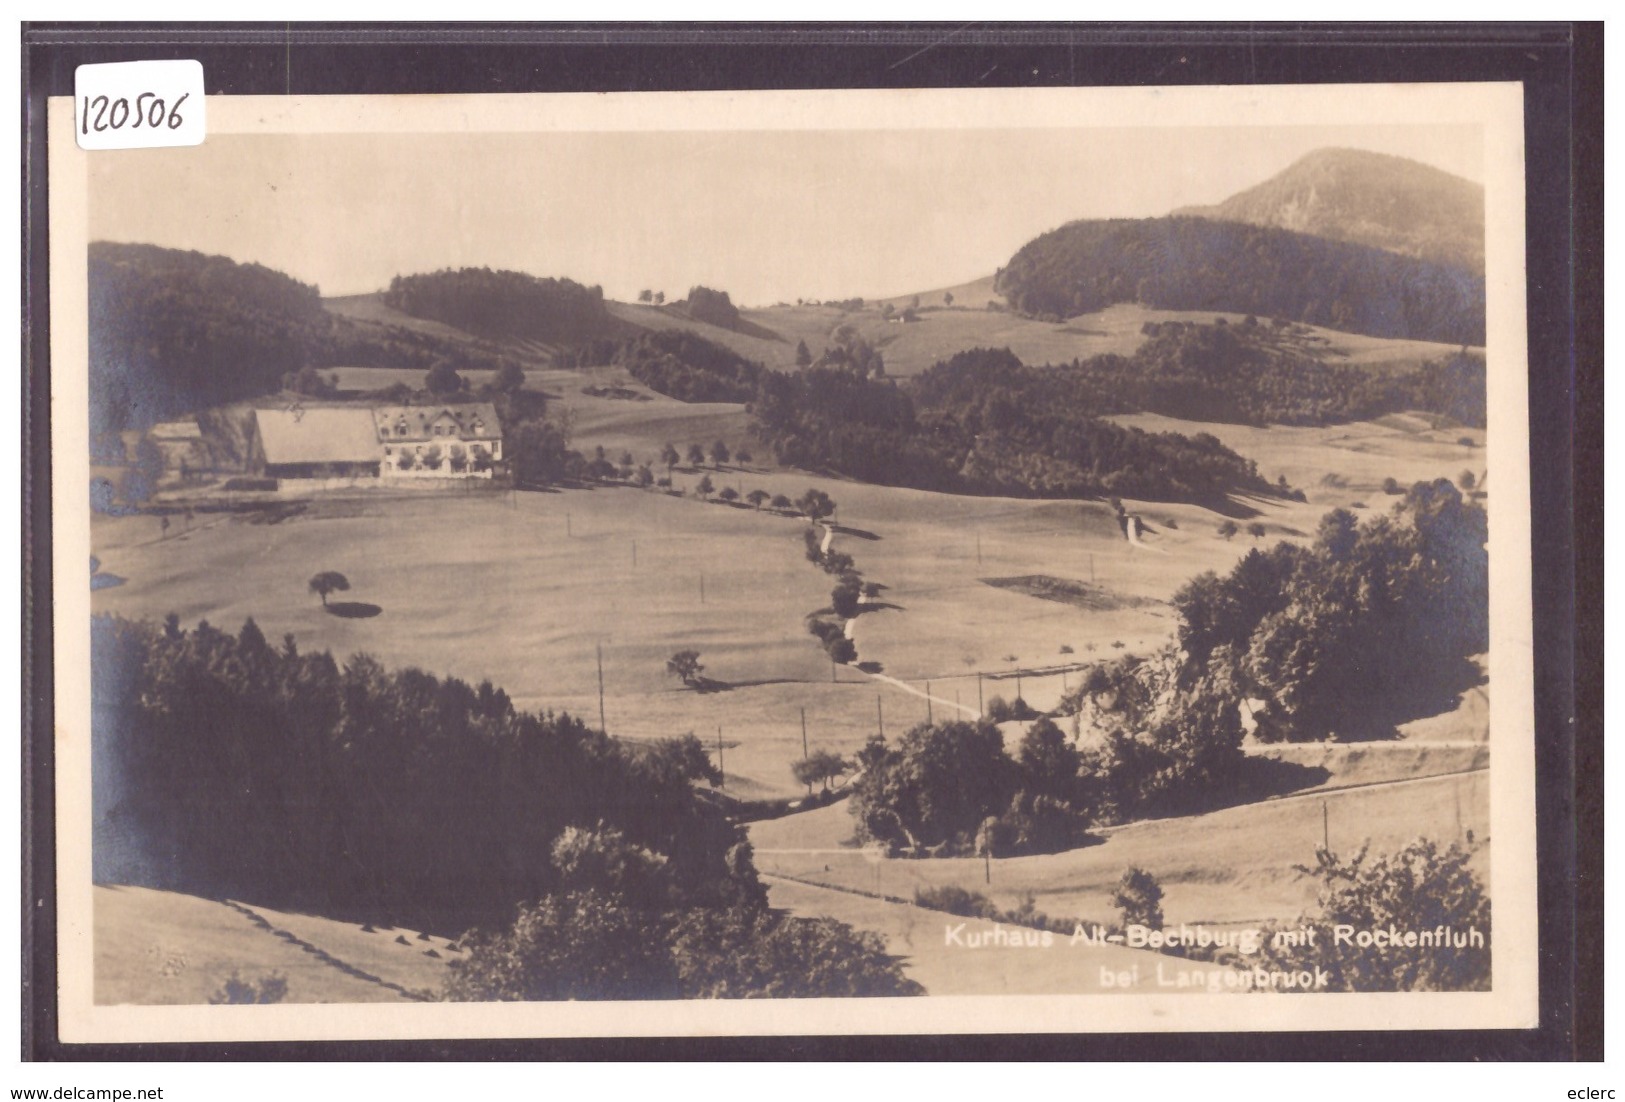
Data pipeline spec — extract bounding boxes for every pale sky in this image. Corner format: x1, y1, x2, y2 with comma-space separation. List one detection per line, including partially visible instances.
88, 124, 1482, 306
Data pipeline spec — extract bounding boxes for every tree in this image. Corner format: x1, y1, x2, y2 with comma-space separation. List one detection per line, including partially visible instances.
1459, 469, 1477, 491
718, 486, 739, 504
709, 440, 731, 468
797, 487, 836, 523
735, 447, 753, 464
849, 719, 1016, 853
943, 291, 955, 307
1110, 867, 1165, 931
686, 443, 706, 468
1246, 522, 1267, 540
661, 443, 680, 474
794, 340, 812, 368
666, 650, 704, 686
1382, 476, 1403, 495
791, 749, 853, 794
770, 494, 793, 512
695, 474, 715, 500
308, 571, 350, 608
653, 291, 665, 305
638, 289, 653, 303
1216, 520, 1237, 540
425, 359, 464, 395
746, 489, 770, 511
830, 574, 862, 618
494, 362, 526, 394
825, 636, 857, 665
634, 464, 655, 488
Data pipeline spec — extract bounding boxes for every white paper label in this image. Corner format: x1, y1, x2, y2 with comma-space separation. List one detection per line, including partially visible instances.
74, 60, 205, 150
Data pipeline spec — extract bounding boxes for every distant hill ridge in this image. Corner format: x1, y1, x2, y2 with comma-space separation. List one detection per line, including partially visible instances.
993, 216, 1484, 346
1173, 147, 1485, 275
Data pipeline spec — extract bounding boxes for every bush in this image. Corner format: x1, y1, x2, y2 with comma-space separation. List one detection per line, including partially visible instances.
1257, 839, 1491, 992
208, 970, 289, 1005
1110, 867, 1165, 930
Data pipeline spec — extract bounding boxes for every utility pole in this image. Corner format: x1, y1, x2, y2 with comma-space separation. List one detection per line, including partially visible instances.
596, 645, 606, 733
877, 696, 883, 737
1016, 668, 1023, 700
977, 672, 984, 714
1322, 800, 1330, 852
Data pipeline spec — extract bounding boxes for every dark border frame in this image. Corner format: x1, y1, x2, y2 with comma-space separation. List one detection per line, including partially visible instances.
21, 21, 1602, 1062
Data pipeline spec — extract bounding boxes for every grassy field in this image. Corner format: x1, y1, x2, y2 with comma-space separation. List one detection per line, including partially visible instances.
95, 885, 451, 1004
749, 767, 1490, 931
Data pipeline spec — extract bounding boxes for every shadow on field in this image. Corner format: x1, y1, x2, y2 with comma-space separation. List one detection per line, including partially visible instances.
830, 524, 881, 541
325, 602, 382, 619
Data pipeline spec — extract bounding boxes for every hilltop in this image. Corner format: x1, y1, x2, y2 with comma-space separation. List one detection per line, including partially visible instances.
1174, 147, 1485, 275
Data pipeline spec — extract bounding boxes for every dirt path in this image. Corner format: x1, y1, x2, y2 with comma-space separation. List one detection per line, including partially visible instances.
854, 667, 981, 719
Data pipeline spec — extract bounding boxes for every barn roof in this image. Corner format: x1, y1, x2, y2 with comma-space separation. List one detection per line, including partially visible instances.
255, 408, 381, 466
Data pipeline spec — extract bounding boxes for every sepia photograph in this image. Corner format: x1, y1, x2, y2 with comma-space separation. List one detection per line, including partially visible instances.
46, 79, 1540, 1044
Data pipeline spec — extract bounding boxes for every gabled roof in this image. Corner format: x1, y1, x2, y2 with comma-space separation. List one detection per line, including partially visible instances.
255, 408, 381, 466
371, 403, 501, 443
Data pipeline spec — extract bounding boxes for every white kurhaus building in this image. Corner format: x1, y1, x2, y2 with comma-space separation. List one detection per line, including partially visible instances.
372, 403, 503, 479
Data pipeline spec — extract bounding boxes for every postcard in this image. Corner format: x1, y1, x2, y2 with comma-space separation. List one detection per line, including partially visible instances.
48, 80, 1536, 1042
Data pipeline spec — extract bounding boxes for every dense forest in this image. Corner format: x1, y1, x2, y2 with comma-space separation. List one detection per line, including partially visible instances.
554, 329, 766, 403
915, 321, 1486, 430
852, 480, 1489, 854
383, 267, 610, 341
1168, 477, 1488, 741
994, 217, 1485, 345
92, 615, 918, 999
88, 242, 327, 435
752, 351, 1277, 503
88, 243, 522, 436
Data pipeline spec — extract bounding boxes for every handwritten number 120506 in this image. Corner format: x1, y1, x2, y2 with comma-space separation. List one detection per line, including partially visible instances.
80, 92, 190, 134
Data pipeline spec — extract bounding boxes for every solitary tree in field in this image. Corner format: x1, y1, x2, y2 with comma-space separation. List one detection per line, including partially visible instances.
638, 289, 653, 303
661, 443, 680, 475
686, 443, 706, 468
709, 440, 731, 468
943, 291, 955, 307
695, 475, 715, 500
795, 339, 812, 367
666, 650, 704, 687
1246, 522, 1267, 541
1217, 519, 1238, 540
634, 464, 655, 488
770, 494, 792, 512
309, 571, 350, 608
719, 486, 739, 504
746, 489, 770, 511
1459, 470, 1477, 491
736, 447, 753, 465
